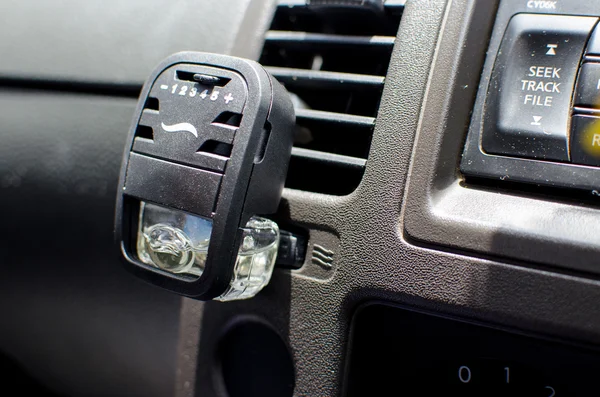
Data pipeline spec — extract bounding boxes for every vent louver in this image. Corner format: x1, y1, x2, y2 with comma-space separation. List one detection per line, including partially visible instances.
260, 0, 404, 195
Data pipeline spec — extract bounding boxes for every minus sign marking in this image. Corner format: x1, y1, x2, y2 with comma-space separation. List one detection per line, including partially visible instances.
160, 85, 168, 90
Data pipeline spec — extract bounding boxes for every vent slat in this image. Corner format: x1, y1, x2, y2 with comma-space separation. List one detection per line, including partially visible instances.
296, 109, 375, 129
383, 0, 407, 7
287, 148, 366, 195
276, 0, 406, 9
268, 67, 385, 116
265, 31, 395, 49
277, 0, 306, 6
266, 67, 385, 91
293, 109, 374, 159
291, 147, 366, 169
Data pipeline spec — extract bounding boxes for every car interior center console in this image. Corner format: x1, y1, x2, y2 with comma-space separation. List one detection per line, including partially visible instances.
7, 1, 600, 396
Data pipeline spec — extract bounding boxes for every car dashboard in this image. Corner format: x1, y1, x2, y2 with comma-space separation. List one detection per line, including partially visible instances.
1, 0, 600, 396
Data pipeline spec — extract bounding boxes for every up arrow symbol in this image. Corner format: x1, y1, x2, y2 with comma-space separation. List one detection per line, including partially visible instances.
546, 44, 558, 56
531, 116, 543, 126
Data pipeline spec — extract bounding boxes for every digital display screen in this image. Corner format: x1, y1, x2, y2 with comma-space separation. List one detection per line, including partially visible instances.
345, 304, 600, 396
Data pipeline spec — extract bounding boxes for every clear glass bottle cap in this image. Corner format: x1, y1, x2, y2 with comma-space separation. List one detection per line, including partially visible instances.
137, 202, 212, 277
136, 202, 279, 301
216, 216, 279, 301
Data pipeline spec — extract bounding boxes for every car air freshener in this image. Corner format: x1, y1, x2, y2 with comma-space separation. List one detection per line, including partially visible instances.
115, 52, 295, 301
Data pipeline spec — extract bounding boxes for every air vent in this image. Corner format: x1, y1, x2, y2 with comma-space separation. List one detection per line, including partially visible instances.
260, 0, 404, 195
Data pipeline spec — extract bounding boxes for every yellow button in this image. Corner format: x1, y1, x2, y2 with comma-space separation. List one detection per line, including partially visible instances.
571, 115, 600, 166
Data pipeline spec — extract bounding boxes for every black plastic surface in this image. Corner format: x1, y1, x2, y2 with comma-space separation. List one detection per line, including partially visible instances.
276, 230, 307, 269
0, 90, 180, 397
116, 53, 295, 300
586, 23, 600, 55
0, 352, 64, 396
217, 320, 294, 397
346, 303, 600, 396
574, 63, 600, 108
131, 64, 248, 172
125, 153, 223, 218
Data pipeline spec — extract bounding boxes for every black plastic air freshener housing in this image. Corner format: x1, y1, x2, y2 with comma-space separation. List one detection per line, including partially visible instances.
115, 52, 295, 301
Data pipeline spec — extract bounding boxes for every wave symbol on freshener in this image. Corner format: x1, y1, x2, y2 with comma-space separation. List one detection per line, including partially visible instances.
161, 122, 198, 138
